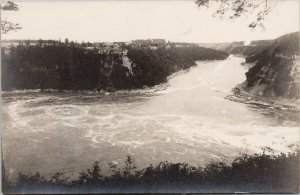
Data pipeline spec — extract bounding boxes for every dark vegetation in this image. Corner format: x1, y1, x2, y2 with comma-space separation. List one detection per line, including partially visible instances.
243, 32, 299, 98
1, 40, 228, 91
198, 40, 272, 58
3, 149, 299, 193
127, 46, 228, 88
226, 40, 272, 57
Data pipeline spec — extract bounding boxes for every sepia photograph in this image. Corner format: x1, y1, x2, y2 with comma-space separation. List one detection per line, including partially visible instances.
1, 0, 299, 193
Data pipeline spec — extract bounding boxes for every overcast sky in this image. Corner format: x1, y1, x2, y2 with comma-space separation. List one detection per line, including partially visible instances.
2, 0, 299, 43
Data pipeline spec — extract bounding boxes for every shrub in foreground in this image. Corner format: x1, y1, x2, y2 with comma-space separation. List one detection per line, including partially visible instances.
3, 149, 299, 193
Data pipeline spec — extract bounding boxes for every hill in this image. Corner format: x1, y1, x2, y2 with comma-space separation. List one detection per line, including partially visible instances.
1, 41, 228, 91
244, 32, 299, 99
198, 40, 272, 57
227, 32, 300, 110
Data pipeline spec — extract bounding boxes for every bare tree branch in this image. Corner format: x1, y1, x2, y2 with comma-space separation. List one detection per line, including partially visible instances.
1, 1, 19, 11
1, 20, 21, 34
195, 0, 283, 29
1, 1, 21, 34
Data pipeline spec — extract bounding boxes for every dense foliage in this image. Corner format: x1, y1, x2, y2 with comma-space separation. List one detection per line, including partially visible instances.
227, 42, 272, 57
126, 46, 227, 88
1, 44, 122, 91
1, 41, 228, 91
198, 40, 272, 58
3, 149, 299, 193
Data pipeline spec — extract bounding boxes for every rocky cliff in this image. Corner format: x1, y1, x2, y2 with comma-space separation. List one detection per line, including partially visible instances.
242, 32, 299, 100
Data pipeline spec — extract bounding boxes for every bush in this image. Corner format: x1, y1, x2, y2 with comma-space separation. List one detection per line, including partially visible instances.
4, 148, 299, 193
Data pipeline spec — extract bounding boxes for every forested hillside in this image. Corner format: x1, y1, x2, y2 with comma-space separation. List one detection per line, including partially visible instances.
1, 41, 228, 91
199, 40, 272, 57
227, 40, 273, 57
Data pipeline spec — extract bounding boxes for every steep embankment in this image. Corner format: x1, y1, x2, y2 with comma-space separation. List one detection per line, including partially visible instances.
1, 43, 228, 91
228, 32, 300, 110
126, 46, 228, 88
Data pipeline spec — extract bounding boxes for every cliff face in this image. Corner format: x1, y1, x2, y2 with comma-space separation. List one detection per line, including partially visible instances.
241, 32, 299, 99
1, 43, 228, 91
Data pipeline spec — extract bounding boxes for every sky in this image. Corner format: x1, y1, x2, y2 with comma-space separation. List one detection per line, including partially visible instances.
1, 0, 299, 43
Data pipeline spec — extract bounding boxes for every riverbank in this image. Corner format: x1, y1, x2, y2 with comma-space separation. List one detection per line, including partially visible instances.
3, 56, 299, 191
225, 83, 300, 112
1, 42, 228, 91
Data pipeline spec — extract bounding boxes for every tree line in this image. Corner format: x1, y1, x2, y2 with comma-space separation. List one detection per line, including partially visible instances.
3, 148, 299, 193
1, 41, 228, 91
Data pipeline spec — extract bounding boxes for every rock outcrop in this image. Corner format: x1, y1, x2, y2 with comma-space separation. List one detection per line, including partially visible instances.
227, 32, 300, 111
242, 32, 299, 99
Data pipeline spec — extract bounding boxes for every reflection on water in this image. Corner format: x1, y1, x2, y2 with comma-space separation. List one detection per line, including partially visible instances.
2, 57, 299, 179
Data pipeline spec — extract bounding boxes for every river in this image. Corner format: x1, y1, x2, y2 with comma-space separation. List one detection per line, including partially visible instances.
2, 56, 299, 179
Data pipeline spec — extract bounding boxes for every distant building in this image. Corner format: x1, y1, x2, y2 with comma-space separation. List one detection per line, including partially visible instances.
152, 39, 166, 45
132, 39, 166, 46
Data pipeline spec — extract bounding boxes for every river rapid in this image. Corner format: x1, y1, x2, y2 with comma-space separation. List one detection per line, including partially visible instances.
2, 56, 299, 179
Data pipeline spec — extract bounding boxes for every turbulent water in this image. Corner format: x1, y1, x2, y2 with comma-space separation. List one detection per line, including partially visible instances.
2, 56, 299, 179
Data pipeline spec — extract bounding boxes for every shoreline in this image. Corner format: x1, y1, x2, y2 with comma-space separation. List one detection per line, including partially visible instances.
1, 59, 225, 95
225, 85, 300, 112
